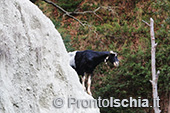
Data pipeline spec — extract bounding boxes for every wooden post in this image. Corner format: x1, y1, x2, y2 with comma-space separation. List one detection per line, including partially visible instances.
149, 18, 161, 113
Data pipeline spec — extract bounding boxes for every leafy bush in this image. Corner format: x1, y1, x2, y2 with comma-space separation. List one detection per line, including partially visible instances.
35, 0, 170, 112
56, 0, 83, 12
93, 38, 170, 112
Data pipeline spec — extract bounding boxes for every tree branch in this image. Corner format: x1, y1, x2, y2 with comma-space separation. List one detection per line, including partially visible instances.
155, 70, 160, 83
142, 20, 150, 26
43, 0, 86, 26
42, 0, 102, 26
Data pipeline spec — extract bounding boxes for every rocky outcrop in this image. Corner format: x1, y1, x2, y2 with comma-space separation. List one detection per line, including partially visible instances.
0, 0, 100, 113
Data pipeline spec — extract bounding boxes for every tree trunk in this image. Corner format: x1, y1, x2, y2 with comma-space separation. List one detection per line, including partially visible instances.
149, 18, 161, 113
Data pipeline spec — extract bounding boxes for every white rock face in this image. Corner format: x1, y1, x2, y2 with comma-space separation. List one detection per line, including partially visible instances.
0, 0, 100, 113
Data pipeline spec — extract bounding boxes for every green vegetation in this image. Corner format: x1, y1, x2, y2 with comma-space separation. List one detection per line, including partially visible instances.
35, 0, 170, 112
56, 0, 83, 12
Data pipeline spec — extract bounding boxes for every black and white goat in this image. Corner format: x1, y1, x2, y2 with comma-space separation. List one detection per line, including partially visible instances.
68, 50, 119, 95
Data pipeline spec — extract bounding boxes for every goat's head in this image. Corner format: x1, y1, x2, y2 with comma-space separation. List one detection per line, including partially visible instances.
105, 51, 119, 67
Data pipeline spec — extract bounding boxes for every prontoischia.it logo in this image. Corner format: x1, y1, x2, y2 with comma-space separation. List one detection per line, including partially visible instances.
53, 97, 160, 108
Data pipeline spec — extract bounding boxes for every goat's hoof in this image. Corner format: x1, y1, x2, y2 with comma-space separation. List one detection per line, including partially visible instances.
83, 87, 86, 91
88, 92, 92, 96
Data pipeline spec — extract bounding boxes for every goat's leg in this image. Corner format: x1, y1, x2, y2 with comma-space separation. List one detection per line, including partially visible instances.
81, 75, 86, 91
87, 75, 92, 95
